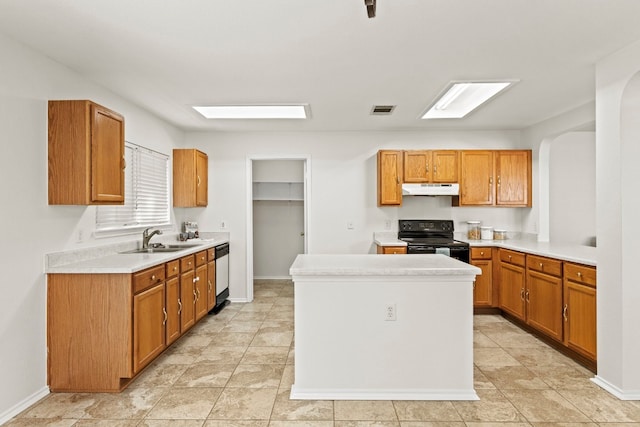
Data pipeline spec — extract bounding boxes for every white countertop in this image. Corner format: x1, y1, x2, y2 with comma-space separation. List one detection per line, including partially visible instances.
373, 232, 596, 266
46, 234, 229, 274
290, 254, 481, 276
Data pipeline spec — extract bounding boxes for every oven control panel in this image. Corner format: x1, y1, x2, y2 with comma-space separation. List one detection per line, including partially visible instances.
399, 220, 454, 232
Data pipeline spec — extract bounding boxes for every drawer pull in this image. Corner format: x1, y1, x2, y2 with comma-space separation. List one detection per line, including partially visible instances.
577, 272, 582, 278
563, 304, 568, 321
480, 251, 484, 256
173, 266, 177, 272
151, 275, 156, 281
539, 263, 543, 268
162, 308, 167, 325
508, 255, 512, 260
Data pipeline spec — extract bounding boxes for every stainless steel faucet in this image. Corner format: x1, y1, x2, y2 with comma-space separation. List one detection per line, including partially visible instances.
142, 228, 162, 249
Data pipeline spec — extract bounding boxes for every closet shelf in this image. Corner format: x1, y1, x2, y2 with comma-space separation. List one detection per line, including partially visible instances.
252, 181, 304, 201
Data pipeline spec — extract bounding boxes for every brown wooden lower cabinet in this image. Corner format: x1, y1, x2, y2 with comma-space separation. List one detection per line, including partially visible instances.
470, 247, 493, 307
495, 248, 597, 367
563, 262, 597, 361
499, 249, 526, 320
376, 245, 407, 254
47, 251, 218, 392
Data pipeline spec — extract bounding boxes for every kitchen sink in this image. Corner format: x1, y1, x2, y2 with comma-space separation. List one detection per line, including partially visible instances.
119, 244, 201, 254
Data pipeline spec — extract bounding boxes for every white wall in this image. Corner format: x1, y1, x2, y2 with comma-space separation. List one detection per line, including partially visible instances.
548, 132, 596, 245
520, 102, 595, 240
185, 130, 523, 301
0, 34, 184, 422
592, 38, 640, 398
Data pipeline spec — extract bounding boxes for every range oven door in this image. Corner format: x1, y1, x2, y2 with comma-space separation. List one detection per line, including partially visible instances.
407, 245, 469, 264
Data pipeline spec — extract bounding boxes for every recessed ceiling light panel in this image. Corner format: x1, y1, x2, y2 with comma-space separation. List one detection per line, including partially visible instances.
193, 105, 308, 119
421, 81, 515, 119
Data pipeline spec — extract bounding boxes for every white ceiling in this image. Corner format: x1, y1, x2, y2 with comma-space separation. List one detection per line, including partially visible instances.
1, 0, 640, 132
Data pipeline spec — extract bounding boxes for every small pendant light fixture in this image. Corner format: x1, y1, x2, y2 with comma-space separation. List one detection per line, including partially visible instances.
365, 0, 376, 18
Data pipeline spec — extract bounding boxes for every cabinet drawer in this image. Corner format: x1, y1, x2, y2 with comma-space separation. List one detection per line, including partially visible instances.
195, 250, 208, 267
527, 254, 563, 277
166, 260, 180, 278
377, 245, 407, 255
133, 265, 165, 294
499, 249, 525, 267
180, 254, 195, 271
208, 248, 215, 262
471, 247, 492, 260
565, 262, 597, 288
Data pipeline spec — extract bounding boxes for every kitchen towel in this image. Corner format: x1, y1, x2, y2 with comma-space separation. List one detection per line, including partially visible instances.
435, 247, 451, 257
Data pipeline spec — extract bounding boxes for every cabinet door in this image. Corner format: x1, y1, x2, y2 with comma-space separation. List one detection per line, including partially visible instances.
165, 277, 181, 345
432, 150, 459, 183
526, 270, 563, 341
403, 150, 430, 182
459, 151, 494, 206
495, 150, 531, 206
377, 150, 403, 206
133, 284, 166, 373
564, 281, 597, 360
207, 260, 216, 311
471, 259, 492, 307
91, 103, 125, 203
180, 270, 195, 332
499, 262, 525, 320
195, 264, 208, 321
196, 150, 208, 206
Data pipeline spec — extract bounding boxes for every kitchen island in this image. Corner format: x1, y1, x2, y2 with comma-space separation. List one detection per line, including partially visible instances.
289, 254, 481, 401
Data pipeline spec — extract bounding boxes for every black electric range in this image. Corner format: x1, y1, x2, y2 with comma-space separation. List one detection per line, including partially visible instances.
398, 219, 470, 263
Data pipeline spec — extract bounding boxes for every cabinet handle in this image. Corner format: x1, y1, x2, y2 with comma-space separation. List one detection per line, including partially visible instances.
162, 308, 167, 325
539, 262, 543, 269
396, 176, 400, 184
425, 163, 429, 173
122, 157, 126, 170
520, 288, 525, 301
188, 261, 192, 266
473, 280, 476, 289
201, 256, 205, 261
173, 266, 177, 272
151, 274, 156, 281
178, 299, 182, 314
525, 290, 530, 302
563, 304, 568, 321
196, 288, 201, 300
193, 289, 197, 303
577, 272, 582, 278
208, 280, 212, 291
480, 251, 484, 256
508, 255, 512, 260
197, 175, 201, 187
497, 176, 501, 186
489, 176, 493, 185
193, 276, 200, 283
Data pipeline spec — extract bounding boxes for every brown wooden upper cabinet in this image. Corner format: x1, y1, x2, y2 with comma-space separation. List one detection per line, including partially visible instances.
173, 149, 208, 207
455, 150, 531, 207
377, 150, 403, 206
403, 150, 458, 183
48, 100, 125, 205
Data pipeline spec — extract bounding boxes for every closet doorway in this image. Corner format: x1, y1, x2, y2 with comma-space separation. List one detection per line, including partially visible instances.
246, 157, 309, 301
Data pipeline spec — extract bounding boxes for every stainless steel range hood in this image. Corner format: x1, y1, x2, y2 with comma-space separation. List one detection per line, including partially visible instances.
402, 183, 459, 196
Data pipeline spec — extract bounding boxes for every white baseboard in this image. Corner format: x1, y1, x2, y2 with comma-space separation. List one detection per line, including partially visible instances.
289, 386, 479, 401
254, 276, 291, 280
0, 386, 49, 425
227, 297, 250, 303
592, 376, 640, 400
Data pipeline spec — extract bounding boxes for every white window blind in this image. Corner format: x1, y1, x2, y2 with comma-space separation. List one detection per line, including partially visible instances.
96, 142, 170, 232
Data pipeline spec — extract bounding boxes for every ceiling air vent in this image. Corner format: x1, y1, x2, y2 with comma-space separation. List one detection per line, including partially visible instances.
371, 105, 396, 115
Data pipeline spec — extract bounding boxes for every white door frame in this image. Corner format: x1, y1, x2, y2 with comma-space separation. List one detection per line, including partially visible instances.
245, 154, 311, 301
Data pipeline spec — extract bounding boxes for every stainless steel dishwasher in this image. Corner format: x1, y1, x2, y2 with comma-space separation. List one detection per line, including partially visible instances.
211, 242, 230, 314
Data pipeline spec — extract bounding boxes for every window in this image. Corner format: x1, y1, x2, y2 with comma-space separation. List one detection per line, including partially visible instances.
96, 142, 170, 232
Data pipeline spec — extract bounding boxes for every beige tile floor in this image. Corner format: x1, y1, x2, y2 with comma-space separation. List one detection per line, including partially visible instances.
8, 279, 640, 426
